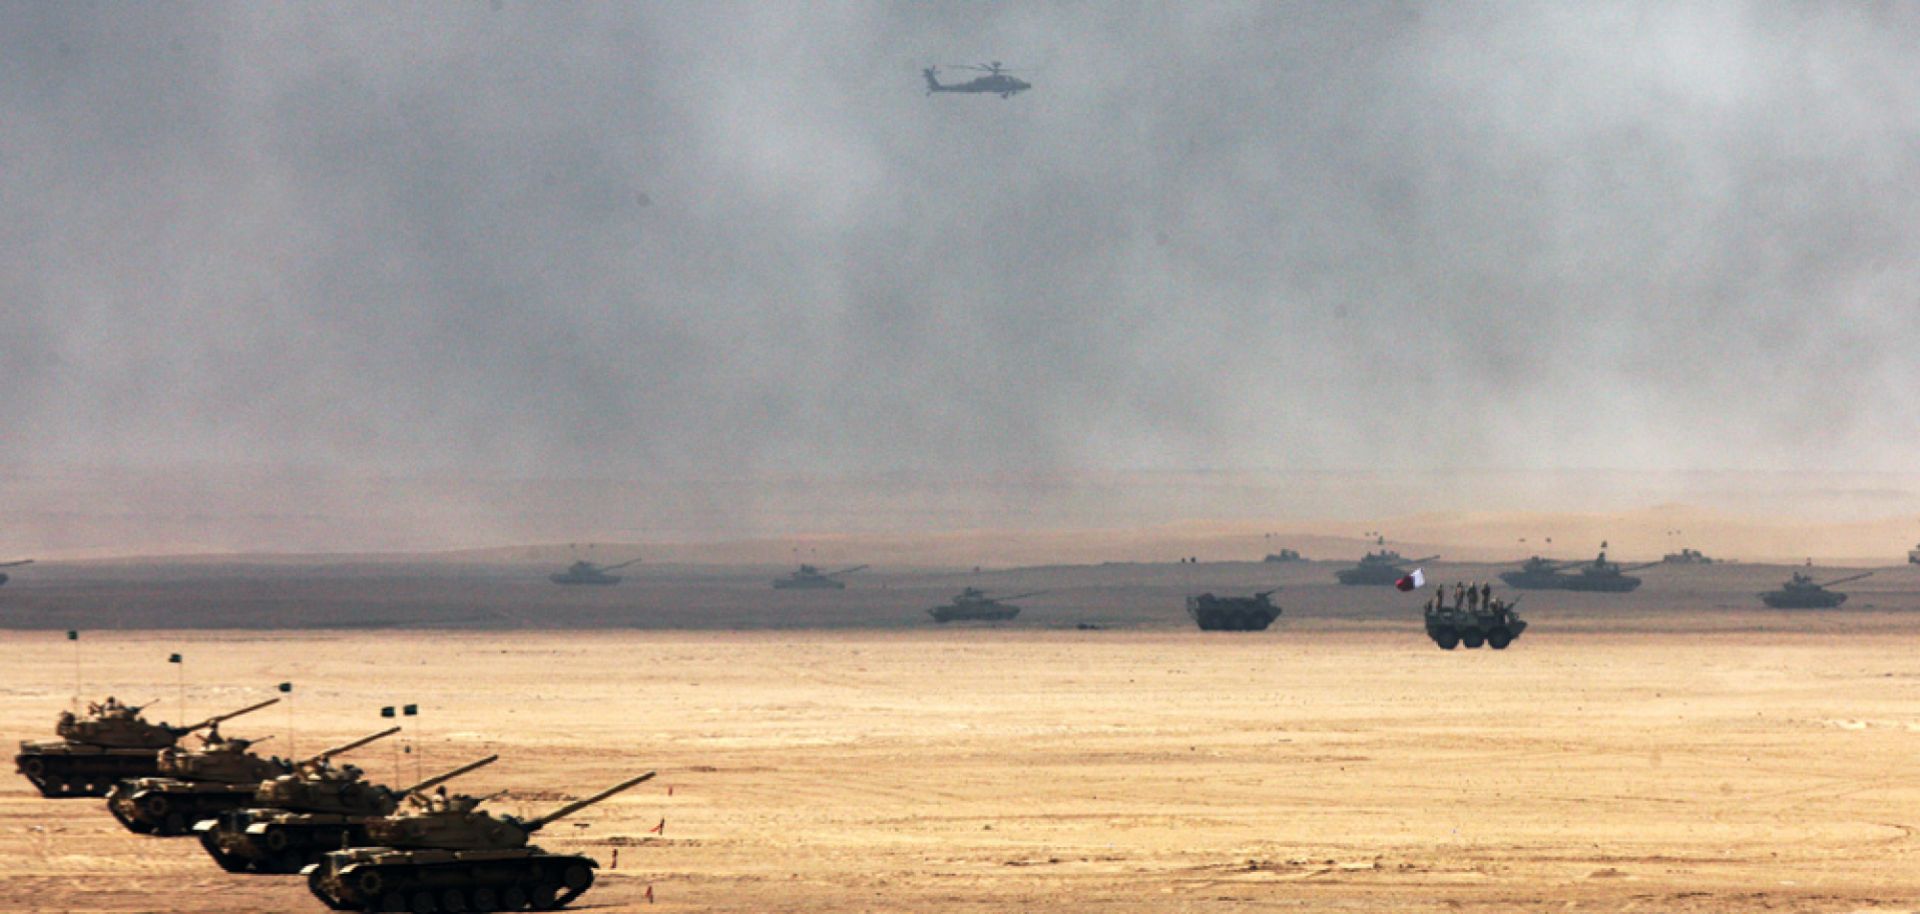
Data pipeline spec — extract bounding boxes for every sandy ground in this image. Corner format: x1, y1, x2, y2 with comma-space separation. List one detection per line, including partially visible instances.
5, 625, 1920, 913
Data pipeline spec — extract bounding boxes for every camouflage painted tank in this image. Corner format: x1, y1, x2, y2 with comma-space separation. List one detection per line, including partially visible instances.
548, 557, 640, 586
1500, 551, 1658, 592
771, 564, 866, 589
198, 753, 494, 874
1185, 591, 1283, 631
15, 697, 278, 798
1335, 551, 1437, 586
1760, 571, 1872, 609
305, 772, 656, 913
1425, 595, 1527, 649
927, 588, 1041, 623
110, 726, 395, 837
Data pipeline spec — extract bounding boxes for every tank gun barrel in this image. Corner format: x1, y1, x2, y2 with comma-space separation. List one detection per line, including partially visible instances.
1619, 561, 1663, 573
175, 697, 281, 734
830, 565, 869, 577
524, 771, 657, 832
1820, 571, 1875, 587
303, 726, 401, 763
0, 559, 32, 568
402, 754, 499, 794
996, 591, 1047, 602
601, 557, 643, 572
1409, 555, 1440, 565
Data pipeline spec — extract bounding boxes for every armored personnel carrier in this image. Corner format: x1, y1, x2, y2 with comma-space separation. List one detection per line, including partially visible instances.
1185, 591, 1282, 631
1662, 548, 1715, 564
1760, 570, 1873, 608
199, 753, 495, 874
1500, 551, 1658, 592
548, 557, 640, 586
1335, 550, 1437, 586
772, 564, 867, 589
927, 588, 1042, 623
0, 558, 31, 586
1262, 549, 1303, 563
110, 726, 396, 837
1425, 595, 1526, 649
15, 696, 279, 798
306, 772, 656, 913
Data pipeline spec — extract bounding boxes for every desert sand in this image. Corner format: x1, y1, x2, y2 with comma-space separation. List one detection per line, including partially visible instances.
6, 615, 1920, 913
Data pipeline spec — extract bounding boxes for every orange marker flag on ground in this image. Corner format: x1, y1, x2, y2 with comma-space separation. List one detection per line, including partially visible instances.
649, 817, 665, 834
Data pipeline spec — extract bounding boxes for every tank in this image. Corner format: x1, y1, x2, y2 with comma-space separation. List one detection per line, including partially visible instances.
1909, 543, 1919, 566
0, 558, 31, 586
1262, 549, 1303, 563
15, 696, 279, 798
772, 564, 867, 589
198, 753, 495, 874
1662, 548, 1715, 564
548, 557, 640, 586
1335, 551, 1437, 586
1185, 591, 1283, 631
1425, 594, 1527, 650
109, 726, 396, 837
1759, 570, 1873, 609
1500, 551, 1659, 592
927, 588, 1042, 623
305, 772, 657, 913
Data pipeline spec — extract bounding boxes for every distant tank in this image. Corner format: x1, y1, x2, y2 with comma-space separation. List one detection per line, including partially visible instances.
548, 557, 641, 586
1662, 548, 1716, 564
1185, 591, 1283, 631
198, 753, 495, 874
1909, 543, 1919, 566
1500, 551, 1659, 592
1759, 571, 1873, 609
1335, 551, 1438, 586
772, 564, 867, 589
927, 588, 1042, 623
305, 772, 656, 913
109, 726, 396, 837
15, 697, 279, 798
1262, 549, 1304, 563
1425, 594, 1527, 650
0, 558, 31, 586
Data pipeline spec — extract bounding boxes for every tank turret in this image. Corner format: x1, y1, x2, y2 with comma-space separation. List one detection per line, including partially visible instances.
16, 696, 280, 798
306, 772, 657, 913
1185, 590, 1283, 631
109, 725, 396, 837
197, 753, 497, 874
1760, 570, 1873, 609
772, 564, 867, 589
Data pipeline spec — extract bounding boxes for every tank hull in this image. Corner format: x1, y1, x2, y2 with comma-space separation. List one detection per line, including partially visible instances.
107, 779, 260, 836
928, 607, 1019, 623
1425, 612, 1527, 650
16, 744, 161, 797
773, 578, 844, 589
1186, 605, 1282, 631
548, 573, 620, 586
308, 848, 599, 912
197, 810, 373, 874
1760, 591, 1848, 609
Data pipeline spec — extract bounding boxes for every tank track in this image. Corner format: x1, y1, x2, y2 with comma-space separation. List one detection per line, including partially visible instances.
310, 852, 598, 912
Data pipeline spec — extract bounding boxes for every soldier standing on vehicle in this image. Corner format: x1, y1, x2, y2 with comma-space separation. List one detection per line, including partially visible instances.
1453, 582, 1465, 609
1481, 581, 1492, 608
1466, 583, 1479, 611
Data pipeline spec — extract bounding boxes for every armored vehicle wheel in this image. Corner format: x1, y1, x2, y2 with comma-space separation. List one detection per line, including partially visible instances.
163, 811, 187, 835
357, 870, 389, 897
563, 863, 592, 891
527, 882, 558, 909
1461, 634, 1484, 648
1433, 634, 1458, 650
380, 892, 406, 913
470, 887, 497, 912
1486, 631, 1511, 650
440, 888, 467, 911
19, 756, 44, 778
142, 794, 170, 817
500, 886, 526, 910
410, 889, 437, 913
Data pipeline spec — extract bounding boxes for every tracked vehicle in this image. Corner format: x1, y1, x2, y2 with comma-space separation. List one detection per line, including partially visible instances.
305, 772, 656, 912
1185, 591, 1283, 631
1500, 551, 1659, 592
927, 588, 1042, 623
1425, 596, 1527, 649
15, 697, 278, 798
772, 563, 867, 589
110, 727, 395, 837
1335, 551, 1437, 586
1760, 571, 1873, 609
548, 557, 640, 586
199, 753, 494, 874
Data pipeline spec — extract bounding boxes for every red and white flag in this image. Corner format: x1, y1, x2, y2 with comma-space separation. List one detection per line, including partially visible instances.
1394, 568, 1426, 592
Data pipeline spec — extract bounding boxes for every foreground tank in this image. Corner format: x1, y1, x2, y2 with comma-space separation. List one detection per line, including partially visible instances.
1185, 591, 1283, 631
1760, 571, 1872, 609
199, 753, 494, 874
15, 697, 279, 798
306, 772, 656, 913
1425, 598, 1527, 650
771, 564, 867, 589
1335, 551, 1437, 586
548, 557, 640, 586
111, 726, 395, 837
927, 588, 1041, 623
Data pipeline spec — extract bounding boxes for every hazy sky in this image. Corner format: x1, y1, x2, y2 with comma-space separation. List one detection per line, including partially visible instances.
6, 1, 1919, 493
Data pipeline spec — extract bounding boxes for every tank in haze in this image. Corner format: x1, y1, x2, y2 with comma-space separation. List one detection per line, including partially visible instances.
1262, 549, 1304, 563
15, 696, 279, 798
771, 564, 867, 589
1759, 570, 1873, 608
1662, 548, 1716, 564
198, 752, 494, 875
1424, 593, 1527, 649
109, 726, 396, 837
927, 588, 1041, 623
548, 556, 640, 586
1185, 591, 1283, 631
1335, 550, 1437, 586
0, 558, 31, 586
1500, 549, 1659, 592
304, 772, 656, 913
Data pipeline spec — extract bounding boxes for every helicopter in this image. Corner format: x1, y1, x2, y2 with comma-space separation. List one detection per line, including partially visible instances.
923, 62, 1031, 99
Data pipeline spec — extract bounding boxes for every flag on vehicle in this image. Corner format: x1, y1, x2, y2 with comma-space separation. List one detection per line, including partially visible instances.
1394, 568, 1426, 592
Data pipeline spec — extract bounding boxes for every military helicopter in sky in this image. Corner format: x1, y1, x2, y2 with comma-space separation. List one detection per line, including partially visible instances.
923, 62, 1031, 98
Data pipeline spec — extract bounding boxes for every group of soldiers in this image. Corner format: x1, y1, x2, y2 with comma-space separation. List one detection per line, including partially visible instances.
1427, 580, 1513, 619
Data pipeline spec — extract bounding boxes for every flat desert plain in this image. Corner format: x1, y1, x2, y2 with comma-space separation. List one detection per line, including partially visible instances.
5, 624, 1920, 913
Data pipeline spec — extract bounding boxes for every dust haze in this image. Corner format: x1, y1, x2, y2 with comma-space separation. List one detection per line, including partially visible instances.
5, 3, 1920, 555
